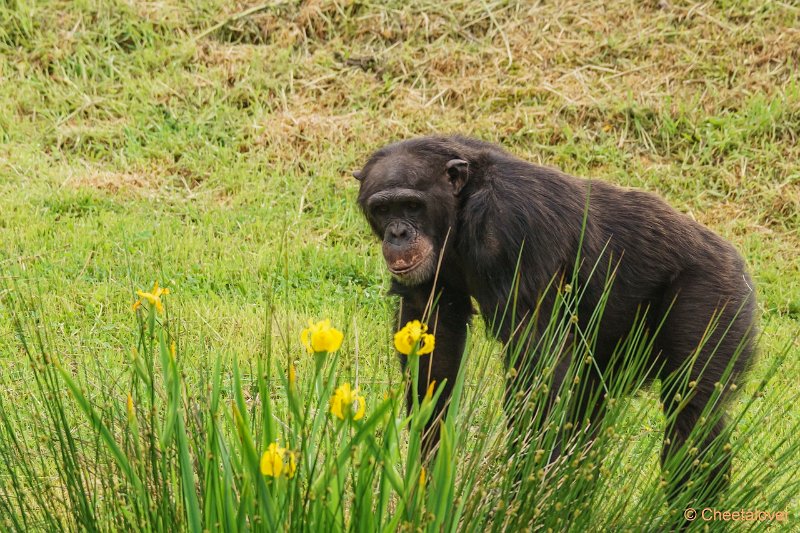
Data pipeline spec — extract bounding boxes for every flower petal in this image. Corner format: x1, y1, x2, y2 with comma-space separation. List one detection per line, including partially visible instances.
424, 380, 436, 402
285, 452, 297, 478
260, 448, 283, 477
330, 389, 345, 420
417, 333, 435, 355
354, 395, 366, 421
300, 329, 312, 353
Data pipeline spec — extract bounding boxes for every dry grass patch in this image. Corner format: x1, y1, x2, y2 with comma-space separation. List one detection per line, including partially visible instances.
62, 167, 164, 198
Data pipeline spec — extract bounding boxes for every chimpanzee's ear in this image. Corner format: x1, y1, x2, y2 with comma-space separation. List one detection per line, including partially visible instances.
352, 169, 363, 181
445, 159, 469, 194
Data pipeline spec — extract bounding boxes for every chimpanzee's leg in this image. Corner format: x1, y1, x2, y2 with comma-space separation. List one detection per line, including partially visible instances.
498, 293, 606, 468
392, 280, 473, 456
655, 267, 756, 509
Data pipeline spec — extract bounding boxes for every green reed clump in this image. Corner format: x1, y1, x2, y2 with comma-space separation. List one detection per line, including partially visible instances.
0, 277, 797, 532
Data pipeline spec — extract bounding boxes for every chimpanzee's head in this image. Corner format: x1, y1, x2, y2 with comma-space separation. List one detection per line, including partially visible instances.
354, 138, 472, 286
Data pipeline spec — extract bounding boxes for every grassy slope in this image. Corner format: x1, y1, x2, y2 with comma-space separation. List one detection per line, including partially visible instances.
1, 0, 798, 519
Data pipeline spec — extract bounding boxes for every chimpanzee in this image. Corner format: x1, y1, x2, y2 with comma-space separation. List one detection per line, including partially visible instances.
353, 135, 756, 506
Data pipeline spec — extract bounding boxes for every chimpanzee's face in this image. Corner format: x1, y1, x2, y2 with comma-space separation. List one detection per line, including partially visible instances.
355, 149, 468, 286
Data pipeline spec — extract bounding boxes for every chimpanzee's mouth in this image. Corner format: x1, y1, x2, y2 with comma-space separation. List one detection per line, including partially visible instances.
383, 240, 434, 277
387, 258, 424, 275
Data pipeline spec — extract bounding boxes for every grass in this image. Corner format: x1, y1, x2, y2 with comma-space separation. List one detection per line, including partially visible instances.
0, 0, 798, 530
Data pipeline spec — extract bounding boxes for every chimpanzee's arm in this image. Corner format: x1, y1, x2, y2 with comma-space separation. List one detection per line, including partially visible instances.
391, 280, 473, 455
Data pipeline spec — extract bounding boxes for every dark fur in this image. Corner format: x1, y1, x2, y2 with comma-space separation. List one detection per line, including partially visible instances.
355, 136, 756, 506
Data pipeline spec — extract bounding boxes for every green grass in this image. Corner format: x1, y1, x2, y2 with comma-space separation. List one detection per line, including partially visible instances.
1, 0, 798, 530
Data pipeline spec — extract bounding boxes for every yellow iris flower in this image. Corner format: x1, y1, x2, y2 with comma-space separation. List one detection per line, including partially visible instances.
424, 380, 437, 403
126, 394, 135, 421
132, 281, 170, 314
330, 383, 366, 421
260, 442, 297, 478
285, 450, 297, 478
260, 443, 284, 477
301, 319, 344, 354
394, 320, 435, 355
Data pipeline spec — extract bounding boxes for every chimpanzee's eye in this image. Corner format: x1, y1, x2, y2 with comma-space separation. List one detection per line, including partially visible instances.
375, 205, 389, 216
406, 201, 423, 214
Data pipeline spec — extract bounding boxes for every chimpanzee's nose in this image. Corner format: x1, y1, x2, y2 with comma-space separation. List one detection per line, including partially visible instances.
386, 223, 411, 246
390, 226, 408, 240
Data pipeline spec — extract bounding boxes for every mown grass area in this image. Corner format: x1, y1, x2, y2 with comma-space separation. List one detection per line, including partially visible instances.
1, 0, 799, 530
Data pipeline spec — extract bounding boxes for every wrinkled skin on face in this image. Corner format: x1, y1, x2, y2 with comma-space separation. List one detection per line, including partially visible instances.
355, 145, 467, 286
